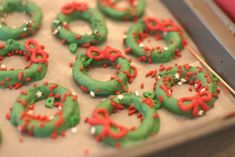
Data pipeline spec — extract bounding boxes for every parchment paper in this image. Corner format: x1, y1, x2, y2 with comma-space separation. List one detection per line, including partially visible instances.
0, 0, 234, 157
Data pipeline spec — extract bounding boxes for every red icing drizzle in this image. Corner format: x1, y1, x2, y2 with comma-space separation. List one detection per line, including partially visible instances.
86, 108, 128, 140
178, 91, 212, 116
61, 2, 88, 15
25, 39, 48, 64
86, 46, 124, 61
144, 17, 181, 33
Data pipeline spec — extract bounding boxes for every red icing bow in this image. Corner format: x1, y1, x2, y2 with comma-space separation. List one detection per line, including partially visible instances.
61, 2, 88, 15
86, 108, 128, 140
178, 91, 212, 116
25, 39, 48, 64
86, 46, 124, 61
144, 17, 181, 32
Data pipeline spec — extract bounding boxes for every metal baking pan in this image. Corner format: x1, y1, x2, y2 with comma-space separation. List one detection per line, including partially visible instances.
0, 1, 234, 157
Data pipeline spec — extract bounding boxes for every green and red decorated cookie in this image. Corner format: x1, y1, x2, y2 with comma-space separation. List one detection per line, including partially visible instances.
125, 17, 187, 63
8, 83, 80, 138
0, 39, 48, 89
97, 0, 146, 21
51, 2, 108, 54
0, 0, 42, 40
73, 46, 137, 97
85, 93, 160, 148
154, 64, 220, 117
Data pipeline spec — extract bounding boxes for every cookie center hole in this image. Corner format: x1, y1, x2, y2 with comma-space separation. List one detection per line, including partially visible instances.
171, 84, 198, 99
111, 109, 140, 129
88, 66, 117, 81
0, 55, 28, 69
33, 99, 59, 117
142, 35, 167, 49
69, 20, 92, 35
3, 12, 30, 28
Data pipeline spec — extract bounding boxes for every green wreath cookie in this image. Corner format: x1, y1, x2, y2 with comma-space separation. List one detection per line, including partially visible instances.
125, 17, 187, 63
51, 2, 108, 54
8, 83, 80, 138
154, 64, 220, 117
85, 93, 160, 148
97, 0, 146, 21
0, 39, 48, 89
73, 46, 137, 97
0, 0, 42, 40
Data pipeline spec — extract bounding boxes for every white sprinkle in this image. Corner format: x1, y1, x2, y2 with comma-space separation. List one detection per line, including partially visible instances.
25, 20, 32, 25
123, 35, 127, 39
53, 20, 59, 24
0, 64, 6, 69
158, 75, 161, 79
194, 84, 199, 88
89, 91, 95, 98
163, 47, 169, 51
174, 73, 180, 79
135, 90, 139, 96
93, 29, 98, 34
102, 98, 106, 101
58, 106, 63, 110
198, 110, 204, 116
49, 116, 54, 120
139, 43, 144, 48
163, 32, 168, 36
35, 91, 42, 98
52, 26, 61, 35
71, 127, 77, 133
0, 25, 2, 28
181, 78, 187, 83
200, 88, 206, 92
90, 126, 96, 135
72, 92, 77, 96
27, 110, 34, 115
168, 90, 172, 95
177, 81, 183, 86
117, 94, 124, 100
23, 27, 27, 31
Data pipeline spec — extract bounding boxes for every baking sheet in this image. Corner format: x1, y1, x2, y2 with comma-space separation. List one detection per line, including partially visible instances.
0, 0, 234, 157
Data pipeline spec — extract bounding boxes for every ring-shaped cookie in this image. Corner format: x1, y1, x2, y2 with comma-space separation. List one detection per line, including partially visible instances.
73, 46, 137, 97
85, 93, 160, 148
0, 39, 48, 89
0, 0, 42, 40
97, 0, 146, 21
125, 17, 187, 63
154, 64, 220, 117
9, 83, 80, 138
51, 2, 108, 54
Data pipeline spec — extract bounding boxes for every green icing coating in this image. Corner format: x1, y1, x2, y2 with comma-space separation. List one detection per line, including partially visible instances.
73, 46, 136, 97
125, 17, 186, 63
0, 39, 48, 89
51, 2, 107, 53
97, 0, 146, 21
9, 83, 80, 138
0, 0, 42, 40
86, 93, 160, 148
154, 64, 219, 117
